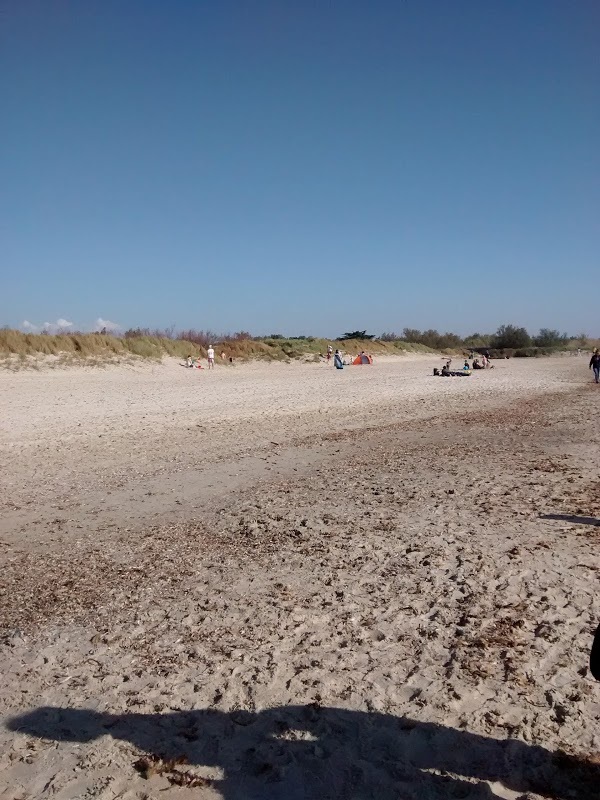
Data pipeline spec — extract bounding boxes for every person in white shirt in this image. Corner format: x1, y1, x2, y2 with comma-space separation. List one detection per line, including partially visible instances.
207, 346, 215, 369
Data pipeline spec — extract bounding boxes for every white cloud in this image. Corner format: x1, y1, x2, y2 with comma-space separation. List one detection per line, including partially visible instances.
42, 319, 73, 333
21, 317, 122, 334
94, 317, 121, 333
22, 318, 74, 333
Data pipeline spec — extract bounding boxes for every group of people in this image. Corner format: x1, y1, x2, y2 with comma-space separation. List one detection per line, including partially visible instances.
185, 346, 215, 369
433, 358, 470, 377
432, 349, 600, 383
185, 346, 234, 370
434, 359, 468, 377
433, 354, 496, 377
472, 354, 493, 369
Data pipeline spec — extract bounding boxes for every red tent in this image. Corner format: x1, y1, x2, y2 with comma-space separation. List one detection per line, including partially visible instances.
352, 353, 373, 365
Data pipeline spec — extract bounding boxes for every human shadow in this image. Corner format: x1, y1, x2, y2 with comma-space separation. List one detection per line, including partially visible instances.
540, 513, 600, 527
7, 704, 599, 799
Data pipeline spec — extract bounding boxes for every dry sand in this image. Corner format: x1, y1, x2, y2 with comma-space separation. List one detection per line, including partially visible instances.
0, 354, 599, 799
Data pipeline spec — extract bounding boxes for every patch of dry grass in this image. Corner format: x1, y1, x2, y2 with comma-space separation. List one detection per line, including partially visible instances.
0, 329, 435, 369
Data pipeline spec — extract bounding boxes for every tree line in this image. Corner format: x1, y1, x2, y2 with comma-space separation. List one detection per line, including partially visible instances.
114, 325, 588, 352
377, 326, 588, 351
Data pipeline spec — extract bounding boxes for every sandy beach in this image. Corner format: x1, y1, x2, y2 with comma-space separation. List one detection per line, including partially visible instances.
0, 354, 599, 799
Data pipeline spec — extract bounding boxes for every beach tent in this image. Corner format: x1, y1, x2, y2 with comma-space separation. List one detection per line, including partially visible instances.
352, 354, 373, 365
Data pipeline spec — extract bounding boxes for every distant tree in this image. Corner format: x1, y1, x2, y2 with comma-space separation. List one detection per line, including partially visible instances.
401, 328, 422, 342
492, 325, 531, 350
420, 329, 441, 348
533, 328, 569, 348
379, 332, 402, 341
463, 332, 493, 347
577, 333, 589, 348
337, 330, 376, 341
400, 328, 463, 350
438, 331, 463, 349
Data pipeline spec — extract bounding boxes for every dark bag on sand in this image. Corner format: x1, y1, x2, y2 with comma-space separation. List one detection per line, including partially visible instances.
590, 624, 600, 681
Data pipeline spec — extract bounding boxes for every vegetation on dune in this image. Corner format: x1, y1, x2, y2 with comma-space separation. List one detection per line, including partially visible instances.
0, 328, 433, 368
379, 326, 592, 355
0, 324, 595, 369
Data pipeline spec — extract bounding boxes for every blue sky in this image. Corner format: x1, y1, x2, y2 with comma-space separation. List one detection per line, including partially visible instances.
2, 1, 598, 337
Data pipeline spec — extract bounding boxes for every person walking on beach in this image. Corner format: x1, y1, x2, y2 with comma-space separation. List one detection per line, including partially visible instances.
590, 349, 600, 384
207, 345, 215, 369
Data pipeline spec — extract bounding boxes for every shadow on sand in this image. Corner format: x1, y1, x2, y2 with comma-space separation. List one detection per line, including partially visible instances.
7, 704, 599, 799
540, 513, 600, 527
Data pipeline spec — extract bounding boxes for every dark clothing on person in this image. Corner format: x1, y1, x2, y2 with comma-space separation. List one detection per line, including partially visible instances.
590, 354, 600, 383
591, 624, 600, 680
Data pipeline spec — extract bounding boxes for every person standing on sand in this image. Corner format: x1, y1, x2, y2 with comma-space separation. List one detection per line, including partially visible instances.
207, 345, 215, 369
591, 623, 600, 680
590, 350, 600, 383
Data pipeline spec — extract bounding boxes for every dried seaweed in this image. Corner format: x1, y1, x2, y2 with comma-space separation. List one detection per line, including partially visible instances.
134, 754, 212, 787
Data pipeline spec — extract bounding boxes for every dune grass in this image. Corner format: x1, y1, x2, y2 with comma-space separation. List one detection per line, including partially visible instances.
0, 329, 437, 369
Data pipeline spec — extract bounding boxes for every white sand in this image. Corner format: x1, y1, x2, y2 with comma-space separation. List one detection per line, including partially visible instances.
0, 355, 598, 799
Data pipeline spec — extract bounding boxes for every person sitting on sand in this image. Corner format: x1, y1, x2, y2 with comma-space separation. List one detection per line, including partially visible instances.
472, 359, 483, 370
186, 355, 193, 368
334, 349, 344, 369
463, 360, 470, 371
441, 364, 450, 376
